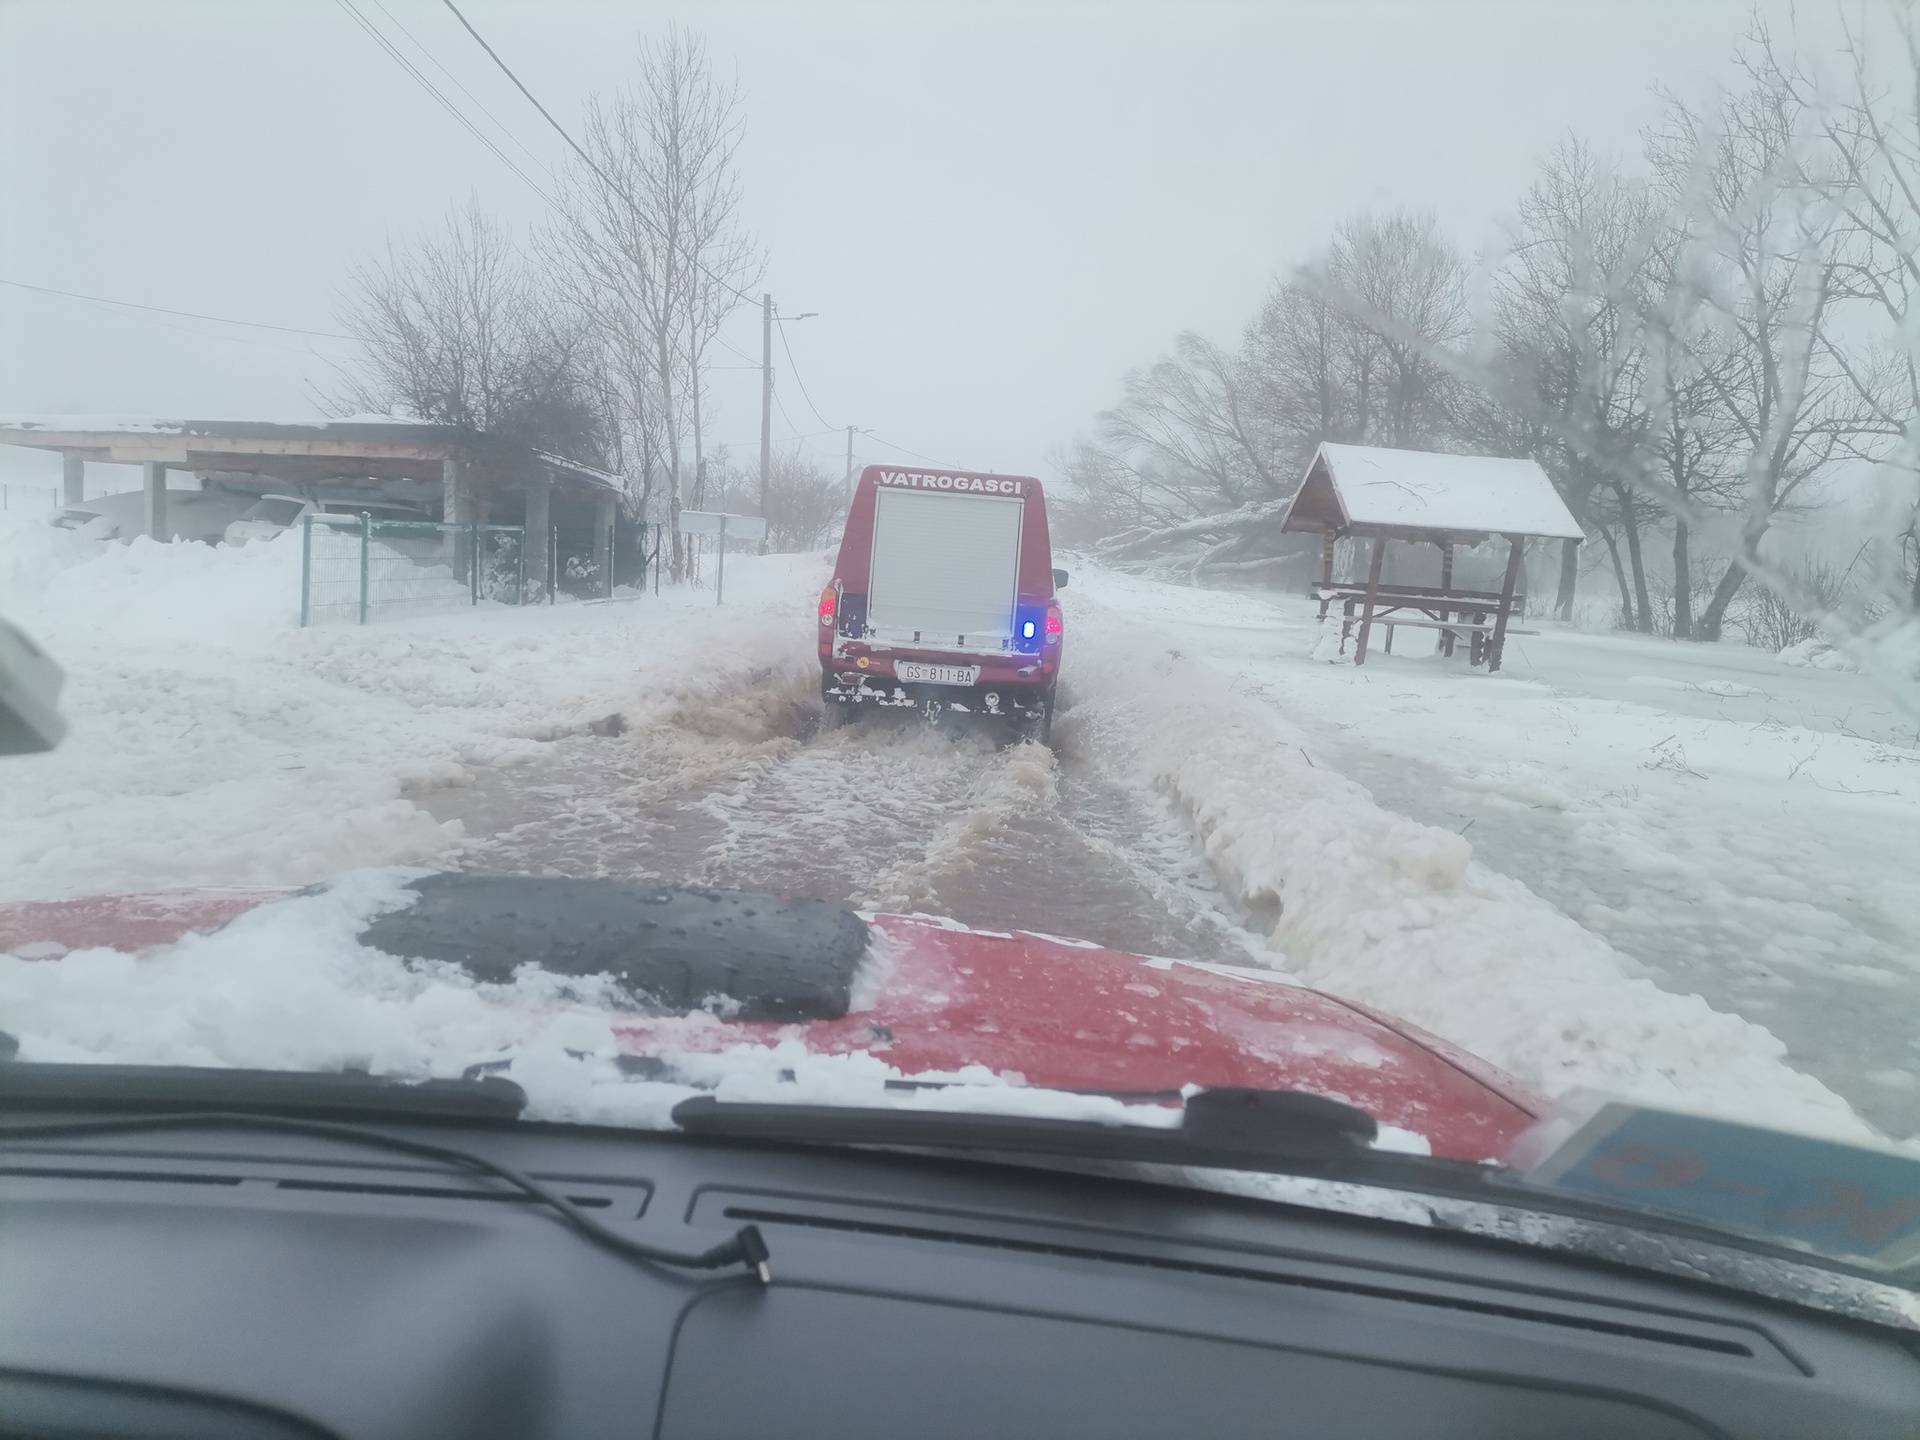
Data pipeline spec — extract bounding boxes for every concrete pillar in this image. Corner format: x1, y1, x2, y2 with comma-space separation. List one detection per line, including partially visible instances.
592, 492, 617, 590
61, 453, 84, 507
524, 474, 551, 591
142, 462, 168, 540
441, 455, 472, 578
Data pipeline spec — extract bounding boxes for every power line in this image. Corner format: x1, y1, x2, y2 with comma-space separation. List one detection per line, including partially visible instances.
0, 278, 352, 340
342, 2, 762, 374
866, 432, 948, 466
333, 0, 556, 206
770, 384, 808, 444
774, 316, 837, 430
367, 0, 555, 179
773, 315, 948, 470
436, 0, 759, 309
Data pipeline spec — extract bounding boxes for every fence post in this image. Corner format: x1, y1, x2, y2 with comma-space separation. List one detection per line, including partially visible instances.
358, 512, 371, 626
606, 523, 616, 600
516, 527, 526, 605
548, 523, 556, 605
716, 515, 727, 606
470, 523, 481, 605
300, 515, 312, 628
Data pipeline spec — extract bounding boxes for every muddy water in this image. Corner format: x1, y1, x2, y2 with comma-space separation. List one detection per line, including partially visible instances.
415, 672, 1262, 965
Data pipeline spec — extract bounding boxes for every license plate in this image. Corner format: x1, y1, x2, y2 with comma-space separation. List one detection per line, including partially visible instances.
896, 662, 979, 686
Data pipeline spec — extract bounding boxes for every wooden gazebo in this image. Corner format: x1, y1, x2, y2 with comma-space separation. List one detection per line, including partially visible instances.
1279, 443, 1583, 672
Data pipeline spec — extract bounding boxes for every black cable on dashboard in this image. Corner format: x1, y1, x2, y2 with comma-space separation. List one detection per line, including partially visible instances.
0, 1111, 772, 1283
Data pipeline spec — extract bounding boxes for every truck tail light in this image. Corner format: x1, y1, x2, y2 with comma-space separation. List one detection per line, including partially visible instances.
818, 585, 838, 626
1045, 602, 1063, 644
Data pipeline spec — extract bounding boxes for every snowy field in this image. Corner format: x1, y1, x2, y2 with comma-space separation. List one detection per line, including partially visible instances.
2, 515, 1914, 1147
1073, 568, 1920, 1140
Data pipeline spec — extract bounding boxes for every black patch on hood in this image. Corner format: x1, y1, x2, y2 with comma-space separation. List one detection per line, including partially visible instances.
359, 874, 872, 1022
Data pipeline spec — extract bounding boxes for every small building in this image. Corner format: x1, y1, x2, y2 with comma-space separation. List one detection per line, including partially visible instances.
0, 414, 624, 589
1280, 443, 1584, 671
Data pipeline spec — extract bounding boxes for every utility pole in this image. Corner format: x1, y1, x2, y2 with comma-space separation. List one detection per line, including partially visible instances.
841, 425, 871, 507
758, 291, 773, 556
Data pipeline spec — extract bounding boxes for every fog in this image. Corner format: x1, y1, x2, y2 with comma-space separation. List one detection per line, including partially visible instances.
0, 0, 1835, 488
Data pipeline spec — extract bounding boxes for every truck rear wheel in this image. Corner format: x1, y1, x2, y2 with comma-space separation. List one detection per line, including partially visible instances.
820, 676, 853, 731
1018, 692, 1055, 747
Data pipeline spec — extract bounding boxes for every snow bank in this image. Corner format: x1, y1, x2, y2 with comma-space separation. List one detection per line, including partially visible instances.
1062, 588, 1877, 1143
1777, 636, 1860, 673
0, 512, 825, 901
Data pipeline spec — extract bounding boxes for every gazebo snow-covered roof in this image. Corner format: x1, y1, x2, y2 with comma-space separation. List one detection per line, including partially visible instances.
1280, 442, 1584, 542
1279, 443, 1583, 672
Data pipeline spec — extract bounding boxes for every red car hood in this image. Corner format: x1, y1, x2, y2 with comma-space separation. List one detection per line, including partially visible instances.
0, 890, 1541, 1161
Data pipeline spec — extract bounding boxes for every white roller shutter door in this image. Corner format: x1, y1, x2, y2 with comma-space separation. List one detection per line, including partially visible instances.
867, 487, 1023, 646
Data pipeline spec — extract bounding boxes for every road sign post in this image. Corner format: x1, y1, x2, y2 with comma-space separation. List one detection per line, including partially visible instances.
676, 510, 769, 607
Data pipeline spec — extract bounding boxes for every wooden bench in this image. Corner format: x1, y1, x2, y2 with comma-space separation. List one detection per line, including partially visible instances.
1375, 617, 1538, 656
1375, 616, 1490, 655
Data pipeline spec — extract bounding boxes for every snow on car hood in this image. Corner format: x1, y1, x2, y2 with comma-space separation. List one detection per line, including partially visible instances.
0, 870, 1541, 1159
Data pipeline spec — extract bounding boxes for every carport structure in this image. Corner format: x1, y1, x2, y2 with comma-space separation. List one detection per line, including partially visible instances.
1279, 443, 1584, 672
0, 414, 623, 589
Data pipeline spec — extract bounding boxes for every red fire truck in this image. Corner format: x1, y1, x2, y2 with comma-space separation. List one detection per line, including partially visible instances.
818, 465, 1066, 740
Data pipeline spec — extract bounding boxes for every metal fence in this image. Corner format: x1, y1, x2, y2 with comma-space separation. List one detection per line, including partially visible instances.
300, 516, 528, 626
1, 484, 58, 515
299, 515, 663, 624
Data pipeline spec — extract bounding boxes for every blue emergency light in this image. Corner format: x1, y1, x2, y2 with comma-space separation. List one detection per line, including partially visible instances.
1014, 606, 1045, 653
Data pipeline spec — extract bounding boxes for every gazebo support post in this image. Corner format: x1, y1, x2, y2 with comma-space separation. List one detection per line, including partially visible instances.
1353, 535, 1387, 666
1438, 540, 1456, 656
1489, 536, 1524, 672
1317, 530, 1337, 617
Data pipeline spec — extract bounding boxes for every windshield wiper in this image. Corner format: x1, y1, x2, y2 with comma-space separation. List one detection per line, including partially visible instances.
0, 1061, 528, 1122
673, 1086, 1407, 1173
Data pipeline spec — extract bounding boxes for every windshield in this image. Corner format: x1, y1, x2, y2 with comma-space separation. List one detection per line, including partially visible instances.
1, 0, 1916, 1313
238, 497, 304, 526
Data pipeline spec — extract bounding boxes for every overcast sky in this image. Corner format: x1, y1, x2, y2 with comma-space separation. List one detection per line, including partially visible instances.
0, 0, 1860, 491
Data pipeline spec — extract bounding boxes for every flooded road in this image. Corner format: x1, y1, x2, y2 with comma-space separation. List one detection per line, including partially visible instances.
415, 667, 1263, 966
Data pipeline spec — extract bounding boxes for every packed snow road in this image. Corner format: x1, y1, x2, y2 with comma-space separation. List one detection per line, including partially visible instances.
417, 663, 1261, 966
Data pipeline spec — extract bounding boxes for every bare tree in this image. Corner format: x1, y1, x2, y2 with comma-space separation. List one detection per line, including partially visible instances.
337, 197, 600, 457
693, 442, 837, 550
1097, 332, 1285, 510
546, 27, 761, 580
1644, 69, 1863, 640
1048, 439, 1201, 548
1750, 10, 1920, 619
762, 447, 843, 550
1481, 141, 1663, 623
1240, 270, 1355, 468
1065, 210, 1472, 573
1310, 210, 1471, 448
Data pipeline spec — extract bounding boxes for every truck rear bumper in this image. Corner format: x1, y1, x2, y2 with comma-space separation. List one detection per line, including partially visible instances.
823, 672, 1052, 716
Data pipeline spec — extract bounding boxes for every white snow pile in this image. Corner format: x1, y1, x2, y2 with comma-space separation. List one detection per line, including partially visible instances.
1062, 594, 1879, 1144
1776, 636, 1860, 673
0, 513, 824, 902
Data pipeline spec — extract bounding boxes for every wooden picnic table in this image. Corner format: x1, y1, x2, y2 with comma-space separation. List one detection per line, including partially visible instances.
1312, 584, 1525, 667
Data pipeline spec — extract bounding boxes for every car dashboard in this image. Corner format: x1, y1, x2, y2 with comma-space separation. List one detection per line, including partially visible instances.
2, 1110, 1916, 1440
